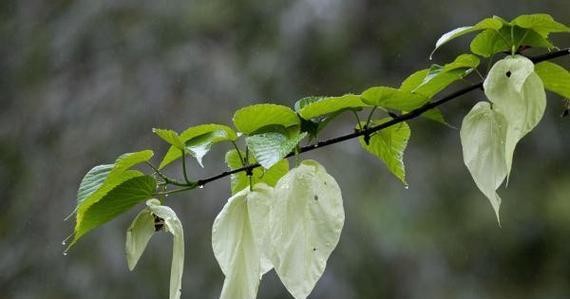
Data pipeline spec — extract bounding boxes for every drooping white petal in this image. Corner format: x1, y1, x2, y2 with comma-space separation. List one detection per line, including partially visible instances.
269, 160, 345, 299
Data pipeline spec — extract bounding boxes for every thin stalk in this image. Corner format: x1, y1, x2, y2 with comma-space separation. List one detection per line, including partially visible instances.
352, 110, 363, 131
365, 106, 378, 127
180, 149, 191, 184
145, 162, 189, 187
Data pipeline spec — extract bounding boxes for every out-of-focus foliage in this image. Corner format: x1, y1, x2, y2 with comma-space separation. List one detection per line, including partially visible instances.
0, 0, 569, 299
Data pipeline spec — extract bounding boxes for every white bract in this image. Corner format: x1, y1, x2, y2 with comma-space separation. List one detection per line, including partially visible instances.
269, 160, 345, 299
212, 184, 274, 299
461, 55, 547, 223
460, 102, 508, 223
126, 208, 155, 270
483, 55, 546, 178
125, 199, 185, 299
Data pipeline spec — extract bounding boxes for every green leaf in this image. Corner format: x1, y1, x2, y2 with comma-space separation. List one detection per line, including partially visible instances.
535, 61, 570, 100
443, 54, 481, 71
511, 13, 570, 37
430, 17, 503, 58
269, 160, 344, 299
298, 94, 369, 119
212, 184, 274, 299
358, 119, 411, 185
401, 54, 480, 99
153, 128, 185, 149
361, 86, 430, 111
420, 108, 451, 127
72, 175, 156, 246
246, 132, 307, 169
400, 69, 429, 93
126, 208, 155, 270
225, 149, 289, 194
71, 150, 154, 218
460, 102, 508, 224
294, 96, 323, 112
159, 124, 237, 169
483, 55, 546, 177
76, 164, 114, 205
233, 104, 300, 135
110, 150, 154, 179
470, 26, 553, 57
146, 199, 185, 299
294, 96, 344, 140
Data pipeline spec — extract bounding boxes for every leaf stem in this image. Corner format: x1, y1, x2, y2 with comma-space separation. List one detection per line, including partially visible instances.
180, 149, 192, 184
145, 162, 189, 187
231, 141, 246, 167
155, 184, 198, 196
352, 110, 363, 131
365, 106, 378, 128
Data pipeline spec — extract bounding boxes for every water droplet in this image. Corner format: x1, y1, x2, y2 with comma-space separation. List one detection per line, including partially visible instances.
61, 241, 66, 246
404, 185, 409, 190
199, 185, 204, 189
63, 252, 68, 256
164, 194, 169, 198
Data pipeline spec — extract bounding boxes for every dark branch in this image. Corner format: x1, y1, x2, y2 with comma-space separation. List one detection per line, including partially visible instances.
194, 48, 570, 188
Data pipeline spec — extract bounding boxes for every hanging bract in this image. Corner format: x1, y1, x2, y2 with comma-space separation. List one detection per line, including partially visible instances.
126, 199, 185, 299
269, 160, 345, 299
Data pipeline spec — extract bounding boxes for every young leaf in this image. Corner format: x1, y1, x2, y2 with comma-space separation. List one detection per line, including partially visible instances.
421, 108, 451, 127
430, 17, 503, 58
69, 150, 154, 246
159, 124, 237, 169
225, 149, 289, 194
269, 160, 344, 299
401, 54, 480, 99
246, 132, 307, 169
294, 97, 344, 140
146, 199, 185, 299
460, 102, 508, 224
444, 54, 481, 70
233, 104, 300, 135
361, 86, 430, 111
76, 164, 114, 205
153, 128, 185, 149
484, 55, 546, 176
72, 175, 156, 246
212, 184, 273, 299
109, 150, 155, 181
511, 13, 570, 37
470, 26, 553, 58
534, 61, 570, 100
358, 119, 411, 185
126, 208, 155, 270
400, 69, 429, 93
297, 94, 369, 120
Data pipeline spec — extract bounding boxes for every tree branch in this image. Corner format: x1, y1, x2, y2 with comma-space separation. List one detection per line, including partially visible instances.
193, 48, 570, 188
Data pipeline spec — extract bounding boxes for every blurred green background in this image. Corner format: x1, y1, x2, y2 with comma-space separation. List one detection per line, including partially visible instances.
1, 0, 569, 298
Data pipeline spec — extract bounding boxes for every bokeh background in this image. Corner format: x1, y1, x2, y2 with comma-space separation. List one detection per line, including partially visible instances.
1, 0, 569, 298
